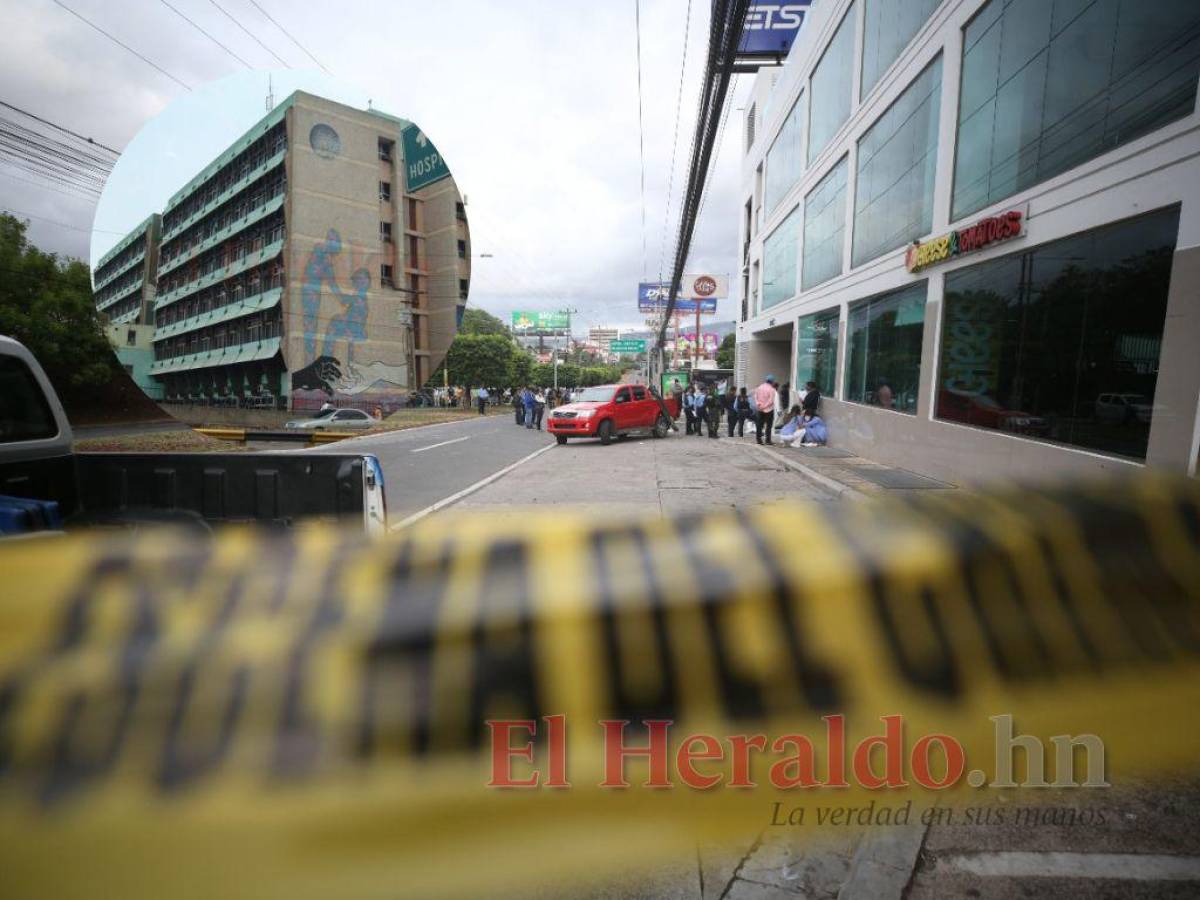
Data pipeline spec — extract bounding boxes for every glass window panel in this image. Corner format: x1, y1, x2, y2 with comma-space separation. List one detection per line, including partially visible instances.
845, 282, 927, 413
936, 206, 1178, 459
765, 91, 807, 214
853, 56, 943, 267
762, 206, 800, 309
861, 0, 941, 98
796, 308, 840, 397
952, 0, 1200, 220
802, 156, 849, 290
808, 3, 857, 164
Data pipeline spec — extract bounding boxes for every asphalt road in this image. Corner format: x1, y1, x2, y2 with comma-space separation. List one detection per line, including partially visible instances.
305, 412, 554, 522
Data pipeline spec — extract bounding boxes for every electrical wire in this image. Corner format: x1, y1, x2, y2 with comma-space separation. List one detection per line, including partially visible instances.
633, 0, 648, 280
158, 0, 253, 68
50, 0, 193, 91
244, 0, 332, 75
657, 0, 694, 282
0, 207, 124, 235
205, 0, 292, 67
0, 100, 120, 156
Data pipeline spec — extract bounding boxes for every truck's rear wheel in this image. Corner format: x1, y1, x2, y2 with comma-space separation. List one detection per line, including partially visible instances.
652, 414, 669, 438
598, 420, 614, 445
555, 435, 568, 445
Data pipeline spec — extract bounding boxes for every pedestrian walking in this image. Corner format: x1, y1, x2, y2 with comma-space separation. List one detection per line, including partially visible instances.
753, 375, 778, 445
522, 386, 536, 429
723, 387, 738, 437
705, 388, 722, 438
533, 389, 546, 430
476, 386, 489, 415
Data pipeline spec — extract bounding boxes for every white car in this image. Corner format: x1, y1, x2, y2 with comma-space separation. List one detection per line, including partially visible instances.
1095, 393, 1153, 425
285, 408, 378, 430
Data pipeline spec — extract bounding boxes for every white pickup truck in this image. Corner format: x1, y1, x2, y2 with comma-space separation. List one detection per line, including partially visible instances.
0, 335, 387, 536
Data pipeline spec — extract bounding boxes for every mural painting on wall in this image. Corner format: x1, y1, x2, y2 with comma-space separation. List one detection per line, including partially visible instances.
292, 228, 409, 407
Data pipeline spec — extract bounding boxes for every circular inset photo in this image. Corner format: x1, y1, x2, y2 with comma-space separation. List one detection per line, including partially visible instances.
90, 69, 469, 423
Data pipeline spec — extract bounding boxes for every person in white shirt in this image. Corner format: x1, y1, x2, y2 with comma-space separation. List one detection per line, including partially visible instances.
532, 390, 547, 430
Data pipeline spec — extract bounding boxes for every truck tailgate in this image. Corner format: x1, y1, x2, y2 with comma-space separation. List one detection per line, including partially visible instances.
75, 452, 369, 527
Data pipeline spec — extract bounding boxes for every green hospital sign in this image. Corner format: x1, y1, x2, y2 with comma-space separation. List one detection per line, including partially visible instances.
608, 340, 646, 354
402, 125, 450, 192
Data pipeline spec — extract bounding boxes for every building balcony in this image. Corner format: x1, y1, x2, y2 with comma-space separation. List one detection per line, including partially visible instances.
157, 238, 285, 310
154, 286, 283, 341
96, 277, 143, 312
94, 250, 145, 292
161, 146, 287, 244
158, 192, 285, 278
149, 335, 281, 375
111, 307, 141, 325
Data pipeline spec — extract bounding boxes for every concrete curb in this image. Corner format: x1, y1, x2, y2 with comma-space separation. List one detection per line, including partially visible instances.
838, 824, 929, 900
751, 443, 868, 500
390, 440, 557, 530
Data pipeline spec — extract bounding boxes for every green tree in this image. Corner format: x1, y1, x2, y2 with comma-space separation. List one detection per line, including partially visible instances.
507, 349, 534, 388
717, 333, 736, 369
459, 307, 511, 336
0, 214, 116, 401
444, 333, 514, 389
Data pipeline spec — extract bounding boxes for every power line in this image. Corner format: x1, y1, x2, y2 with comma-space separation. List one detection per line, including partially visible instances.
0, 100, 120, 156
205, 0, 291, 67
633, 0, 648, 280
158, 0, 253, 69
657, 0, 695, 282
0, 116, 116, 171
244, 0, 332, 75
50, 0, 193, 92
0, 167, 103, 202
0, 207, 124, 235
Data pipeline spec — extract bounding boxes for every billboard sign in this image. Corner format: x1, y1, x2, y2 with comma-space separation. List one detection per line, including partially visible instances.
735, 1, 811, 58
637, 282, 718, 314
680, 273, 729, 299
401, 125, 451, 192
609, 339, 647, 354
511, 311, 570, 331
675, 331, 720, 355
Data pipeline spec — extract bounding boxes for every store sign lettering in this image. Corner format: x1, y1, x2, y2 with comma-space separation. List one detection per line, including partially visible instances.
906, 211, 1023, 273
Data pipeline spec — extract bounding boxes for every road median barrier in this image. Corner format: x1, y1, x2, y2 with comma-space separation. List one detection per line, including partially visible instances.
0, 473, 1197, 896
195, 427, 359, 445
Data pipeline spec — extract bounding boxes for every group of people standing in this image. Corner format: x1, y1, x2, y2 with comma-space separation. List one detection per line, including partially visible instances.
671, 376, 827, 447
510, 386, 570, 430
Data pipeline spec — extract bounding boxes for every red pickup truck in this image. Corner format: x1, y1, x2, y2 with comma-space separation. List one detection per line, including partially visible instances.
548, 384, 679, 445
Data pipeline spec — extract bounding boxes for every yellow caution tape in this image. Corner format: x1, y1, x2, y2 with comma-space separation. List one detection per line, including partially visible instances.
0, 473, 1198, 897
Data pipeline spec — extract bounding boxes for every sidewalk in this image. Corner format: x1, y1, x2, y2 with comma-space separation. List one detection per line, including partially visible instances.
746, 437, 957, 498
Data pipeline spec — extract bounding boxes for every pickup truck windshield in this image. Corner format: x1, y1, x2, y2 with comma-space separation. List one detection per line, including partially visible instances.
574, 387, 616, 402
0, 356, 57, 443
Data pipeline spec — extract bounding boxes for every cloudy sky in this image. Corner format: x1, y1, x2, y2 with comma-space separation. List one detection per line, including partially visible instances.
2, 0, 757, 334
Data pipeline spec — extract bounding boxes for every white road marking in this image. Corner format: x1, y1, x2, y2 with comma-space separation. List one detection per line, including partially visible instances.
938, 852, 1200, 881
390, 441, 557, 530
410, 435, 471, 453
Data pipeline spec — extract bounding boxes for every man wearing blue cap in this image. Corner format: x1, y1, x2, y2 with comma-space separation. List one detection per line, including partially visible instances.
752, 374, 779, 445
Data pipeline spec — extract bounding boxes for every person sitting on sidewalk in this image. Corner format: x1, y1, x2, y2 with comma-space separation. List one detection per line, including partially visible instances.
785, 411, 828, 448
776, 404, 803, 439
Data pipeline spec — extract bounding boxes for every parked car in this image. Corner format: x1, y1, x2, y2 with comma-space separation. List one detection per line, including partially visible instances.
0, 337, 387, 536
937, 389, 1049, 436
285, 408, 378, 430
1095, 393, 1153, 424
547, 384, 679, 445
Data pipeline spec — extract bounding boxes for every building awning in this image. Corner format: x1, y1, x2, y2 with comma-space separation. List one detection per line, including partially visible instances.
149, 337, 280, 375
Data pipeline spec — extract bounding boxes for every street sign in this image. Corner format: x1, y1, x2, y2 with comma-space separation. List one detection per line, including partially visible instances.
734, 1, 811, 58
680, 273, 729, 299
511, 311, 570, 331
609, 340, 646, 354
401, 125, 451, 191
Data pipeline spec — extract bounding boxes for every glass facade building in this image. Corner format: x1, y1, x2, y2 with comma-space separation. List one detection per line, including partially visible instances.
738, 0, 1199, 482
764, 92, 806, 215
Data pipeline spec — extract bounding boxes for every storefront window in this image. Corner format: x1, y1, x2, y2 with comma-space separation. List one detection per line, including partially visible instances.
845, 282, 927, 413
952, 0, 1200, 221
802, 156, 848, 290
796, 308, 840, 397
853, 56, 942, 267
936, 206, 1178, 460
762, 206, 800, 309
861, 0, 942, 98
765, 91, 807, 214
808, 3, 856, 165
